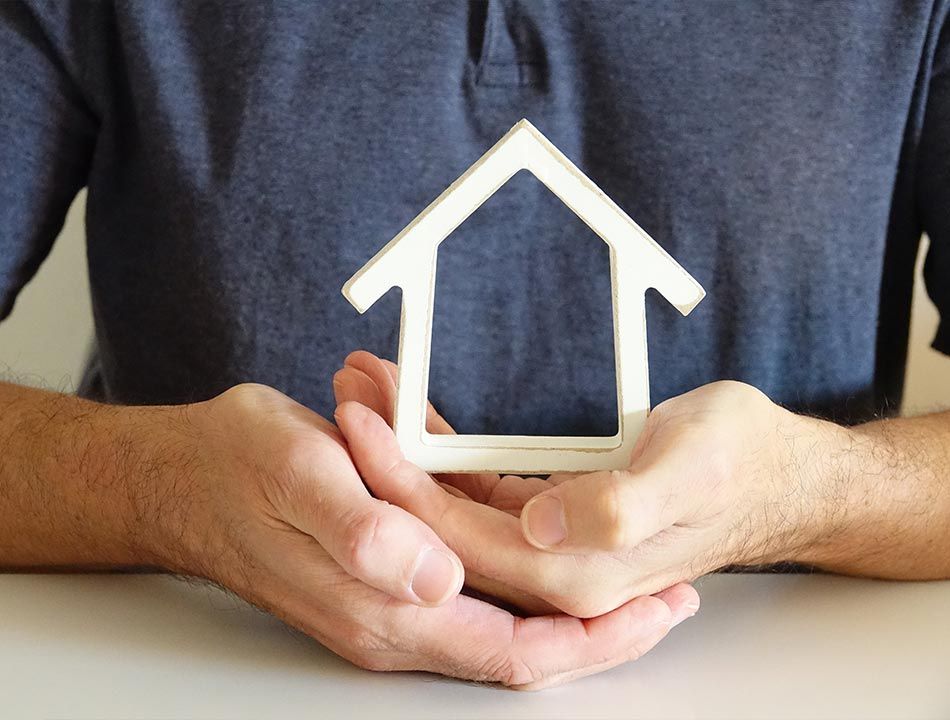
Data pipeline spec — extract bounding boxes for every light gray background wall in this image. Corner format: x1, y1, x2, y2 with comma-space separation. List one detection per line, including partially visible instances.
1, 191, 949, 414
0, 192, 93, 392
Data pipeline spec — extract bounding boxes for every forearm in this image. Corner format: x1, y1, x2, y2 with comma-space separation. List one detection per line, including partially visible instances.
793, 410, 950, 579
0, 382, 181, 569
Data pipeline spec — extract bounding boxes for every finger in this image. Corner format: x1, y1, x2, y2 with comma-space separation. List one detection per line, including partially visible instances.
438, 472, 553, 518
343, 350, 400, 425
512, 585, 697, 691
333, 366, 389, 421
402, 590, 673, 688
434, 483, 559, 615
504, 594, 674, 690
335, 400, 525, 546
276, 427, 464, 607
472, 474, 553, 516
336, 402, 568, 603
436, 481, 471, 500
342, 351, 512, 507
519, 467, 686, 553
436, 481, 560, 615
376, 353, 547, 511
462, 569, 561, 616
652, 582, 701, 628
269, 542, 673, 689
507, 584, 697, 689
374, 354, 457, 435
545, 471, 583, 486
335, 360, 449, 437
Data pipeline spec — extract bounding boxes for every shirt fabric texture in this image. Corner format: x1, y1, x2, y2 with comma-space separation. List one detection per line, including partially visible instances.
1, 1, 949, 437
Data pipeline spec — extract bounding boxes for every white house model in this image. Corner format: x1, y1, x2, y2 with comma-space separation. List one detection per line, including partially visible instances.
343, 119, 705, 474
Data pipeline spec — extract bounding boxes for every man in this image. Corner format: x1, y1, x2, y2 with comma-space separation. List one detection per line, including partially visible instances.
1, 1, 948, 690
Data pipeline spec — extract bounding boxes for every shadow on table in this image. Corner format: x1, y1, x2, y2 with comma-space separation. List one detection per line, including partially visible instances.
5, 574, 363, 682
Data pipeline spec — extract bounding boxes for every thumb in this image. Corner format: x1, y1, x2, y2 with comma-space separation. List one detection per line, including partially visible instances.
520, 468, 684, 553
276, 429, 464, 607
323, 495, 466, 607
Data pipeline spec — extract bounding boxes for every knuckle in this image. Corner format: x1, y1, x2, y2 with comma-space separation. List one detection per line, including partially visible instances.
341, 509, 386, 575
220, 382, 281, 410
709, 379, 746, 394
716, 379, 763, 399
478, 651, 539, 687
278, 431, 320, 471
277, 428, 343, 481
341, 625, 397, 672
212, 383, 284, 433
596, 472, 633, 550
265, 431, 347, 518
504, 658, 542, 687
705, 380, 770, 414
471, 618, 545, 686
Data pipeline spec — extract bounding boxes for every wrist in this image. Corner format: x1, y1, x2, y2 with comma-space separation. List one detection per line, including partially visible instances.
99, 401, 212, 575
772, 409, 881, 569
765, 407, 950, 578
763, 407, 857, 567
62, 402, 183, 570
44, 397, 210, 573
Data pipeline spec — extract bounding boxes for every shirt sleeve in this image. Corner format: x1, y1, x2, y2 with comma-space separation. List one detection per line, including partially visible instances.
0, 0, 97, 321
921, 6, 950, 355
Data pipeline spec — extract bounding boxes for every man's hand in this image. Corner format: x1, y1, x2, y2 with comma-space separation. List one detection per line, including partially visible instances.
333, 352, 703, 618
516, 381, 830, 583
519, 380, 950, 583
0, 381, 698, 689
334, 352, 950, 620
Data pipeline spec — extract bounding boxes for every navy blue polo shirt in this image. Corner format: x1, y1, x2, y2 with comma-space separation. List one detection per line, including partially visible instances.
2, 1, 949, 435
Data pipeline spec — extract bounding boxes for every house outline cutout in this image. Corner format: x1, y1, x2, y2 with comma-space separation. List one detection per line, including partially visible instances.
343, 119, 705, 474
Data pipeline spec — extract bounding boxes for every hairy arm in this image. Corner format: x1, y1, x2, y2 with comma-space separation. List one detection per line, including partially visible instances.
794, 410, 950, 579
0, 381, 180, 569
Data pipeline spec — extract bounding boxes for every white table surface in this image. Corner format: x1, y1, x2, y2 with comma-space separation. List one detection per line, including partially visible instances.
2, 573, 948, 719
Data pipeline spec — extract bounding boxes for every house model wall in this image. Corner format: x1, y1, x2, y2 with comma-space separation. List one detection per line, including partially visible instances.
343, 119, 705, 474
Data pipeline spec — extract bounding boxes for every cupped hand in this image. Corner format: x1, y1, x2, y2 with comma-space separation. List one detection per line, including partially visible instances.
333, 351, 704, 622
516, 379, 835, 582
336, 351, 837, 614
141, 381, 693, 689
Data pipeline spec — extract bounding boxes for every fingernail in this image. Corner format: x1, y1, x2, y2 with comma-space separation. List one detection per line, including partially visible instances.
672, 602, 700, 628
410, 549, 460, 605
523, 496, 567, 548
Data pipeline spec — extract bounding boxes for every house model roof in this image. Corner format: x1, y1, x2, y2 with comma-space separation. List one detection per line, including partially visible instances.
343, 119, 705, 316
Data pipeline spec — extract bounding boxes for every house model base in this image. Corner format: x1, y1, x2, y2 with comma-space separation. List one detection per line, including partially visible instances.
343, 119, 705, 475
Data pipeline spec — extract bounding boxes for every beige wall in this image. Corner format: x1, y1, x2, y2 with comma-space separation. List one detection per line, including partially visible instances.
0, 192, 93, 391
0, 194, 948, 415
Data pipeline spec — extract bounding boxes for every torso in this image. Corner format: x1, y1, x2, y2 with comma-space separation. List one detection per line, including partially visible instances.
78, 1, 944, 431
